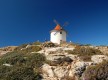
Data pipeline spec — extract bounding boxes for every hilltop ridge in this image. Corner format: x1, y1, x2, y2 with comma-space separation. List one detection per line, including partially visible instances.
0, 41, 108, 80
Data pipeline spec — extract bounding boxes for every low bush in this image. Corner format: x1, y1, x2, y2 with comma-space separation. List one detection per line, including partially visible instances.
0, 52, 25, 65
15, 46, 42, 54
42, 42, 57, 47
0, 65, 42, 80
0, 52, 46, 80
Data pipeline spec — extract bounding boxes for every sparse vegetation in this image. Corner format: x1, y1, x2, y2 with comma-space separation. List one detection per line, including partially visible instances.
32, 41, 42, 45
66, 46, 102, 61
82, 60, 108, 80
61, 76, 76, 80
15, 44, 42, 54
42, 42, 57, 47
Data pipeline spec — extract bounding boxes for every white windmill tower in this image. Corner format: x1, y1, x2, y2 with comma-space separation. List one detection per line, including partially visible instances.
50, 20, 68, 44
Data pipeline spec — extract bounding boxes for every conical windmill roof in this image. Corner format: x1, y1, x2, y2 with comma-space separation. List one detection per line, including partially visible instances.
54, 24, 61, 30
50, 24, 67, 33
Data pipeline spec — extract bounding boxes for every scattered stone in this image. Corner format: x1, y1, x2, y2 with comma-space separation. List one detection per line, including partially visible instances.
3, 63, 12, 67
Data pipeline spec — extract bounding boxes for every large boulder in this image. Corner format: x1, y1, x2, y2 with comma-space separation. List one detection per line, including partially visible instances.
54, 66, 69, 78
69, 61, 87, 78
41, 64, 54, 77
91, 55, 108, 63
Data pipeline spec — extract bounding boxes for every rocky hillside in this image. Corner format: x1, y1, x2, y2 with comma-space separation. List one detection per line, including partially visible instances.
0, 46, 17, 56
0, 42, 108, 80
39, 42, 108, 80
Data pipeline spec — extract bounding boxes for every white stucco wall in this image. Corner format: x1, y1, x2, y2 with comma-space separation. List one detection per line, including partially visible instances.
50, 30, 66, 44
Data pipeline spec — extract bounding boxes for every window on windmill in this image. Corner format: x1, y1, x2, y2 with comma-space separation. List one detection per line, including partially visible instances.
60, 31, 62, 34
60, 40, 62, 42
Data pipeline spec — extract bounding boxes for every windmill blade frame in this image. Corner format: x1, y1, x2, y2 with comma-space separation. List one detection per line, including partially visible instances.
63, 22, 69, 27
54, 31, 59, 35
53, 19, 59, 25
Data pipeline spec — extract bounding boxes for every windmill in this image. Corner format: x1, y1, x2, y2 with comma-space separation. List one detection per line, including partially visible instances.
50, 20, 68, 44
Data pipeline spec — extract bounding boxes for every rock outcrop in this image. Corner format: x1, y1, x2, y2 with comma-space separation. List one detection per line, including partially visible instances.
91, 55, 108, 63
39, 45, 108, 80
97, 46, 108, 55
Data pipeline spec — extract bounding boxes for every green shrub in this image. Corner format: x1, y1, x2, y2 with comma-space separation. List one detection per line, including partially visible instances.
0, 52, 25, 65
0, 65, 42, 80
0, 52, 46, 80
0, 65, 11, 80
0, 52, 45, 67
26, 53, 46, 68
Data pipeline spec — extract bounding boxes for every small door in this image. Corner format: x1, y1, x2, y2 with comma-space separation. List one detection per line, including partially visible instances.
60, 31, 62, 34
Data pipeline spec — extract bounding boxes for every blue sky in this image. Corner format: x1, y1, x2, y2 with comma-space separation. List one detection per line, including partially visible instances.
0, 0, 108, 47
